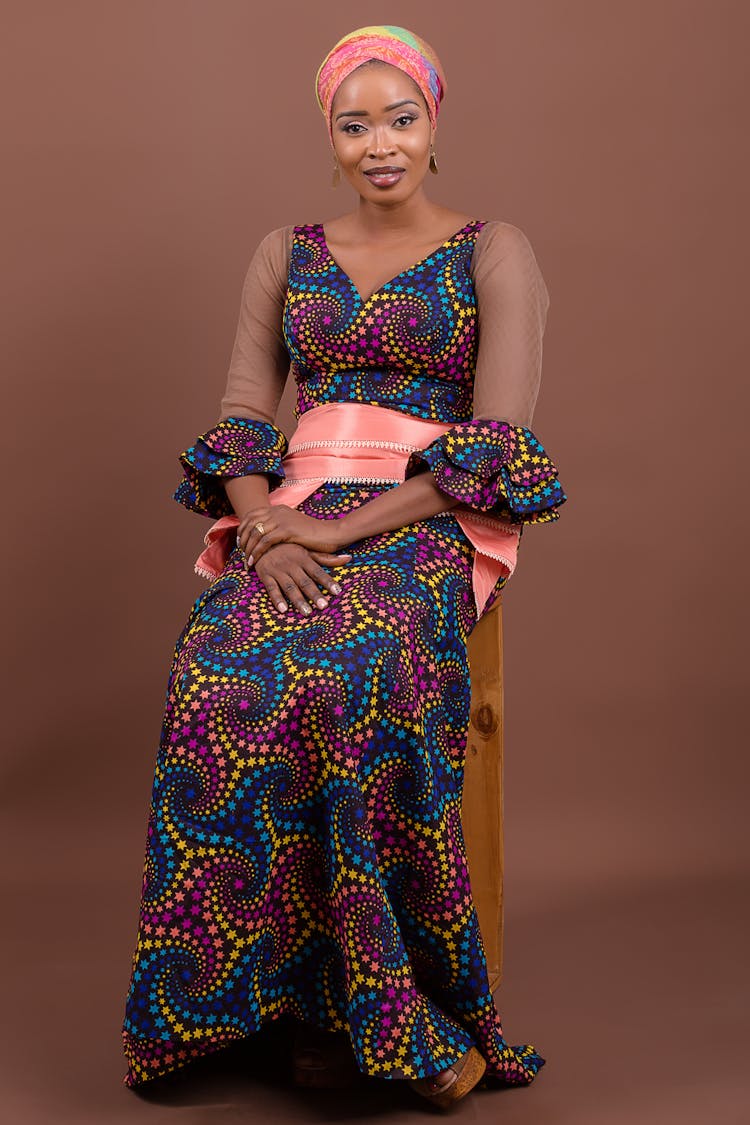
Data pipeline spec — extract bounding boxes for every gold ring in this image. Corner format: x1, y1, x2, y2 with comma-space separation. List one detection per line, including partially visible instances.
254, 522, 265, 536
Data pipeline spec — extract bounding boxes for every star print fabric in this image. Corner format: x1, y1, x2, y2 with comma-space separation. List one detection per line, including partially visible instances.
121, 488, 542, 1089
173, 417, 289, 519
122, 217, 562, 1090
283, 221, 485, 422
404, 417, 566, 524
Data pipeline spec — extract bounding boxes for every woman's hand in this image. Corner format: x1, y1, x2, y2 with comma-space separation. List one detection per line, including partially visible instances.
237, 503, 348, 564
241, 540, 353, 616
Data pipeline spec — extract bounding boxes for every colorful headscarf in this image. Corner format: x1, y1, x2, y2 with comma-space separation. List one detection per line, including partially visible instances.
315, 25, 446, 144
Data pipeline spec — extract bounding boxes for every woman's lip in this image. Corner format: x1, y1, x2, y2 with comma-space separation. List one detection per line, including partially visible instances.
363, 168, 406, 187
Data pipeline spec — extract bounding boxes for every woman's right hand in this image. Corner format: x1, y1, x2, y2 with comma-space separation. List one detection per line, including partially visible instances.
243, 541, 353, 616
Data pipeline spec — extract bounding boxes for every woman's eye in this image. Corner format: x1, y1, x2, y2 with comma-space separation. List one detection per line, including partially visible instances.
394, 114, 416, 127
342, 122, 365, 134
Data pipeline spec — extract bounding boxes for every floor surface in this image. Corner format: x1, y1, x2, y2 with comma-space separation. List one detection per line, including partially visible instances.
3, 851, 747, 1125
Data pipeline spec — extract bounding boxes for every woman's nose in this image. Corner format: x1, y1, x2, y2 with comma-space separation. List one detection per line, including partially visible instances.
367, 128, 396, 158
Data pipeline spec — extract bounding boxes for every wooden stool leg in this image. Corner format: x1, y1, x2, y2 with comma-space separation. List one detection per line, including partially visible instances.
462, 597, 504, 993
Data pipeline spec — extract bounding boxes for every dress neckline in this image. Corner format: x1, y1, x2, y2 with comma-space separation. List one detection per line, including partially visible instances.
317, 219, 484, 305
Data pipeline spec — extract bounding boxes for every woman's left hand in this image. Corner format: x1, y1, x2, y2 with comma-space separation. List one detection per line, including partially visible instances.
237, 504, 348, 564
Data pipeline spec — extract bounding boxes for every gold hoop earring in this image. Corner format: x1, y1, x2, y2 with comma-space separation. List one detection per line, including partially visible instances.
331, 159, 341, 188
429, 147, 439, 175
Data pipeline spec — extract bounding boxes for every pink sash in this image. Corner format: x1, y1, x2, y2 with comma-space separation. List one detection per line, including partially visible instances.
194, 402, 520, 617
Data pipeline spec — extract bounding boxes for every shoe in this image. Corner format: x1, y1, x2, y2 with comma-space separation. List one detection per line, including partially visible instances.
409, 1047, 487, 1110
291, 1024, 361, 1088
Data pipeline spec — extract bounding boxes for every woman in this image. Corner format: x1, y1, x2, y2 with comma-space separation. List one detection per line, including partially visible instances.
121, 25, 566, 1110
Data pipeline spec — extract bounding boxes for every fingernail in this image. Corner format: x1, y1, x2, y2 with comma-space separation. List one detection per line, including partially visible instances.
278, 602, 287, 612
246, 555, 253, 565
331, 583, 342, 594
301, 604, 311, 615
317, 597, 328, 608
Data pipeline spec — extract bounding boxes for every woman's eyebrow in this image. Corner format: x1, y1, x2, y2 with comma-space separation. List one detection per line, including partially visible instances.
385, 99, 420, 111
334, 99, 420, 120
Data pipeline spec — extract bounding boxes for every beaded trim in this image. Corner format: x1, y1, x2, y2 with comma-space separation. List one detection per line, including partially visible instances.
277, 475, 402, 486
444, 510, 521, 537
287, 437, 422, 454
468, 547, 516, 568
195, 563, 219, 580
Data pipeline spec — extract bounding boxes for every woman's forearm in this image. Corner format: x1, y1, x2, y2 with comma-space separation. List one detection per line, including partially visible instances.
336, 468, 462, 544
223, 468, 462, 549
224, 474, 271, 517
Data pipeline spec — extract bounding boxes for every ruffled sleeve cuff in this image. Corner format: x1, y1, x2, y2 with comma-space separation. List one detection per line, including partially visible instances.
404, 417, 567, 524
172, 416, 288, 518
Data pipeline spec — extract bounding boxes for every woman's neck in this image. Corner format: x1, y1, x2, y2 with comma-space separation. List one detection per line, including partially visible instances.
352, 193, 442, 241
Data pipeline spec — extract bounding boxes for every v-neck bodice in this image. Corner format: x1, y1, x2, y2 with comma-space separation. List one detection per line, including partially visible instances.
283, 220, 488, 423
319, 220, 479, 305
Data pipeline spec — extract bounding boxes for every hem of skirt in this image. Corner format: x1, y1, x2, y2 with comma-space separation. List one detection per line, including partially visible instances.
477, 1048, 547, 1089
121, 1009, 290, 1089
122, 1018, 474, 1089
122, 1014, 545, 1090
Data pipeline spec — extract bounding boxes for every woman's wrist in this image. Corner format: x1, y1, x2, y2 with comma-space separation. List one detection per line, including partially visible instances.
224, 473, 271, 519
327, 516, 354, 551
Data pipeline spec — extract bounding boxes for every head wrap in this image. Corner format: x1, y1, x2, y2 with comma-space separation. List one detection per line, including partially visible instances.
315, 25, 446, 145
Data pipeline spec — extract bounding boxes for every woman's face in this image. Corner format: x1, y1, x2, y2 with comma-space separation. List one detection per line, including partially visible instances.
330, 62, 434, 204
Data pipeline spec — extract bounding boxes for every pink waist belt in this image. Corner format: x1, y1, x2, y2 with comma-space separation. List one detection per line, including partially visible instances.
196, 401, 520, 617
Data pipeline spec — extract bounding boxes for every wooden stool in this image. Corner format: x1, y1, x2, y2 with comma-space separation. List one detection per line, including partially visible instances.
462, 595, 504, 993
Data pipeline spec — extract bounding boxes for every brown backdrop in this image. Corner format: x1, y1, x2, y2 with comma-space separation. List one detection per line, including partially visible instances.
2, 2, 747, 1122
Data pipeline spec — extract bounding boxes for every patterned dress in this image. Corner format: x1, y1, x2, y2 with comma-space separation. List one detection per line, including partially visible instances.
121, 218, 566, 1089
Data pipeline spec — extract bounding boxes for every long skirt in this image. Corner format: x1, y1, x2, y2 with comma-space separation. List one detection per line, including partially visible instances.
121, 480, 545, 1088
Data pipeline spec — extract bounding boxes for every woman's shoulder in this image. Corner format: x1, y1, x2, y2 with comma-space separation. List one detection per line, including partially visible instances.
474, 219, 542, 258
472, 220, 548, 293
254, 224, 295, 255
243, 225, 295, 291
470, 220, 550, 317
